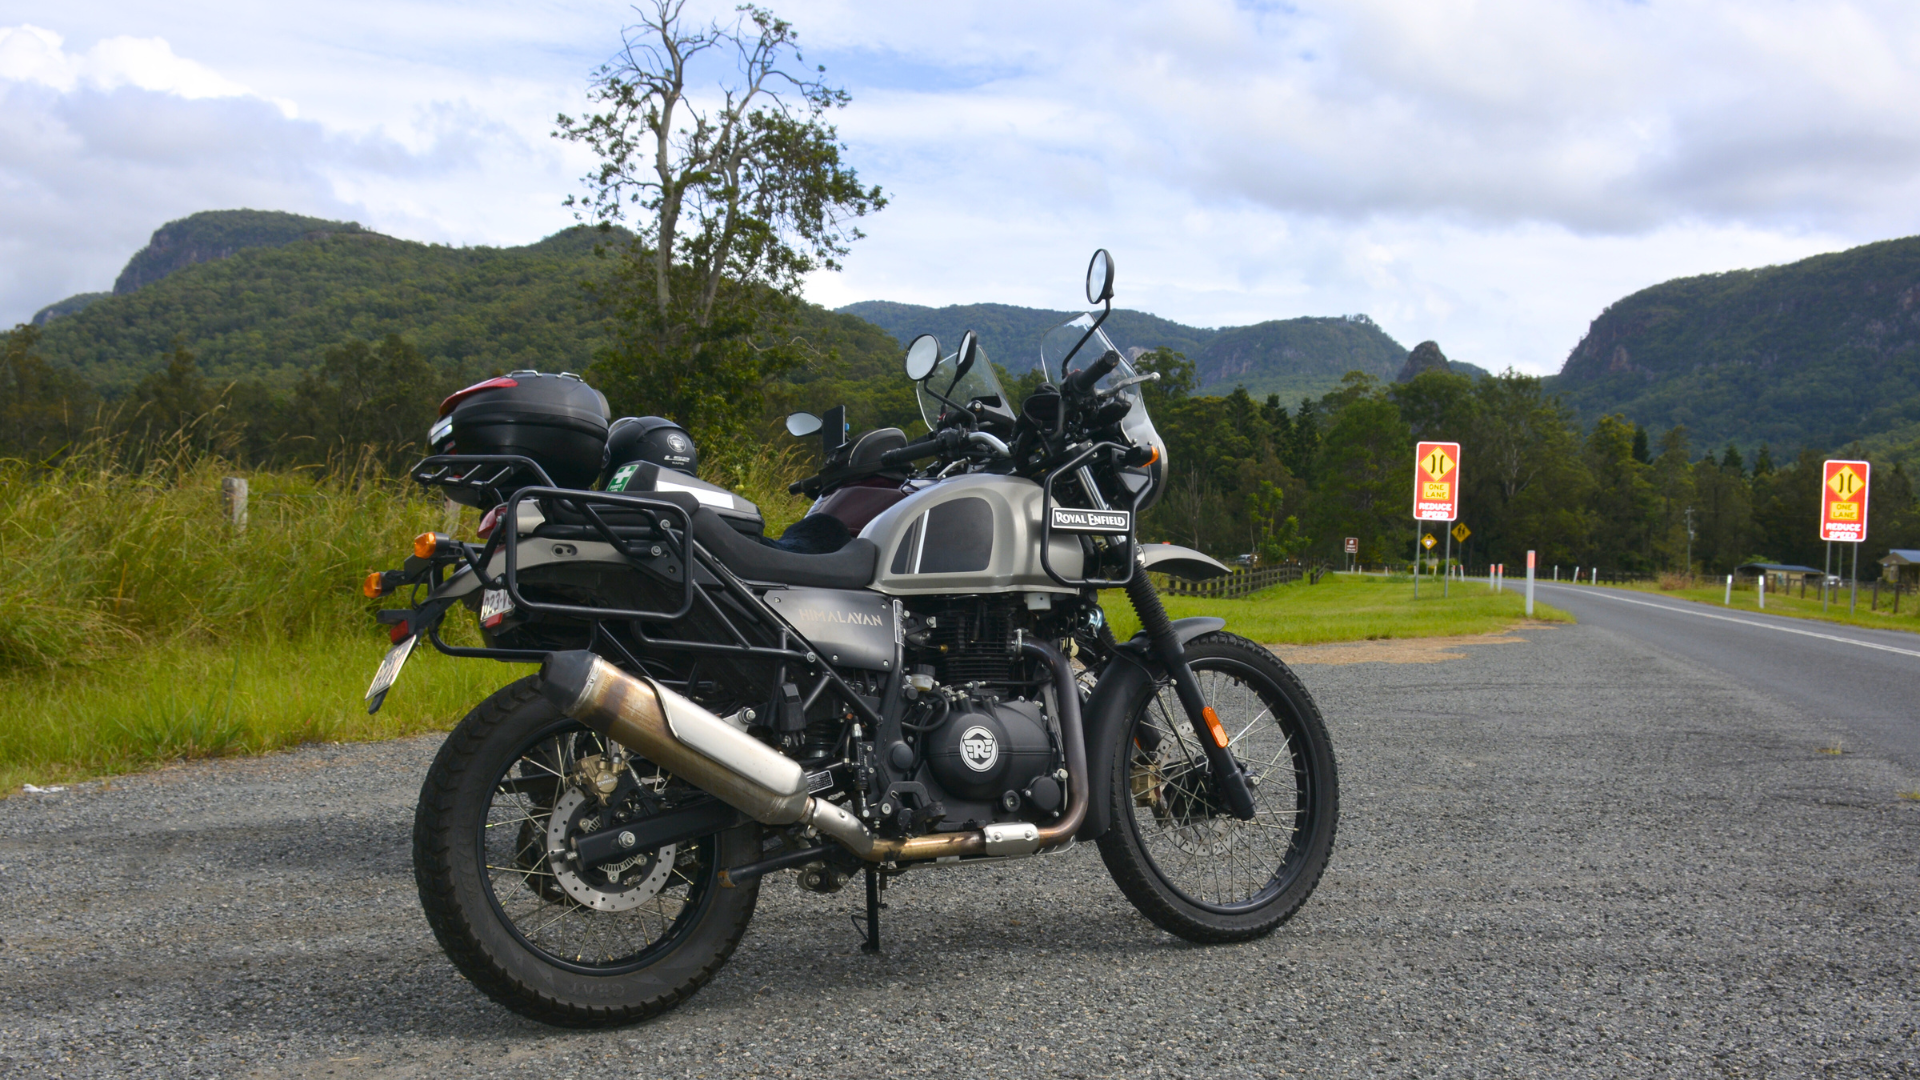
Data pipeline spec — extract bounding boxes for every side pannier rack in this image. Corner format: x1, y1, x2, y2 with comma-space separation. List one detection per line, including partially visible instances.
404, 458, 871, 724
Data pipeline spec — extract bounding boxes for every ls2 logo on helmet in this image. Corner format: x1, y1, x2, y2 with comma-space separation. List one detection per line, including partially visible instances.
959, 726, 999, 772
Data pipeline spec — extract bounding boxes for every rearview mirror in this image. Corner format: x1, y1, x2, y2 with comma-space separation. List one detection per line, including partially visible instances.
953, 331, 979, 385
1086, 248, 1114, 305
785, 412, 822, 437
904, 334, 941, 381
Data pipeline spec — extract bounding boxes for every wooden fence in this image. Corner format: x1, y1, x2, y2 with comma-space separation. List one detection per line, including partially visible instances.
1157, 562, 1326, 599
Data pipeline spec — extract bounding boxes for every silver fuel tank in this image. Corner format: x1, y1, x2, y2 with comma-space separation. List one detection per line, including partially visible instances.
858, 473, 1083, 597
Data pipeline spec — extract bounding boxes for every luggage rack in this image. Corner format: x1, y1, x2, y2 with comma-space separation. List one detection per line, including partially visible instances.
402, 459, 889, 735
412, 454, 557, 507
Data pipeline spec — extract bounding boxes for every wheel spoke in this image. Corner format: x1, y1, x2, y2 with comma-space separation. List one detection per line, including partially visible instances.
474, 721, 714, 971
1127, 656, 1323, 910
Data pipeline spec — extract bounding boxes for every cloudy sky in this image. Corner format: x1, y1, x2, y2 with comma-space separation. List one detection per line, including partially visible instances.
5, 0, 1919, 375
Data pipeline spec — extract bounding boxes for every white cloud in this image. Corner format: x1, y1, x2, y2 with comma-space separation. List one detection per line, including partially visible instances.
5, 2, 1920, 378
0, 20, 592, 326
0, 25, 258, 101
787, 0, 1920, 372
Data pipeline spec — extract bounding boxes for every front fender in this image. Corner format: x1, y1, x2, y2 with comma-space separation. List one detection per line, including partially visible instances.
1138, 543, 1230, 581
1076, 616, 1226, 841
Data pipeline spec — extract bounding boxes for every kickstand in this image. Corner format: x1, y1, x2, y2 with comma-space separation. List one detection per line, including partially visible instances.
861, 867, 882, 953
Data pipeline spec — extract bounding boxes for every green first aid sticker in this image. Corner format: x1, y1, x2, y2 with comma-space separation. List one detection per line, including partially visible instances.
607, 463, 640, 492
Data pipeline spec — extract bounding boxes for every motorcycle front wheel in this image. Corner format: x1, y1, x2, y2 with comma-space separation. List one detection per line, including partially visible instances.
1096, 631, 1338, 942
412, 675, 761, 1027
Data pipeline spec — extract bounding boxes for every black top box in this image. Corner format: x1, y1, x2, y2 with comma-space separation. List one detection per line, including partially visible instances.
438, 371, 610, 496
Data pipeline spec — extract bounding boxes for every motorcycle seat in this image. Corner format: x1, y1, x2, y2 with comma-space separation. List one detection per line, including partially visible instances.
692, 507, 877, 589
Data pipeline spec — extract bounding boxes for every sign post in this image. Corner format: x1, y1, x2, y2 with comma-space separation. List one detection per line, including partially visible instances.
1344, 536, 1358, 573
1819, 459, 1870, 616
1413, 441, 1461, 602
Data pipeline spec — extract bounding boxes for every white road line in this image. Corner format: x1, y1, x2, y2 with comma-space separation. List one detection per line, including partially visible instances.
1532, 584, 1920, 660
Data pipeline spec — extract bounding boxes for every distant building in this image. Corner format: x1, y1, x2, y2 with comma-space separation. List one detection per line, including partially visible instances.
1879, 549, 1920, 585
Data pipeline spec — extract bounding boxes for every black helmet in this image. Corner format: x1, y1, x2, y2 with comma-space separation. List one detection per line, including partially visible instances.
600, 416, 698, 489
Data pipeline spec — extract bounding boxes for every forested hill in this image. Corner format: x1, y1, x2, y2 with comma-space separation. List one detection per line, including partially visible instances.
836, 301, 1216, 372
838, 301, 1459, 402
31, 224, 621, 392
1552, 235, 1920, 455
113, 209, 365, 295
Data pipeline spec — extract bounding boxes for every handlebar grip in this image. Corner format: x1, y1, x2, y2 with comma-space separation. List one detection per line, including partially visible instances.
879, 436, 945, 467
1064, 349, 1121, 396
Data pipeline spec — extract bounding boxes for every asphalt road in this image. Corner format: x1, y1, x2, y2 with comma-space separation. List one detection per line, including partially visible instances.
1521, 581, 1920, 768
3, 621, 1918, 1078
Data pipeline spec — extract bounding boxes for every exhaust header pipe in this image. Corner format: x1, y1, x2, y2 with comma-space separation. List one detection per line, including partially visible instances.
538, 642, 1087, 866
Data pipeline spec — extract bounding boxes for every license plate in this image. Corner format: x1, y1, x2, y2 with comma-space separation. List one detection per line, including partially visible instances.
480, 588, 513, 628
1050, 506, 1131, 534
364, 634, 418, 714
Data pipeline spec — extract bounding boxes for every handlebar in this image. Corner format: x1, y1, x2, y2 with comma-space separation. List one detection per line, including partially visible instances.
1063, 349, 1121, 397
879, 433, 949, 467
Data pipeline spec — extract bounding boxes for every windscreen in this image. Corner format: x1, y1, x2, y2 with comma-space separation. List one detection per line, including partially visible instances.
915, 343, 1007, 432
1039, 312, 1169, 510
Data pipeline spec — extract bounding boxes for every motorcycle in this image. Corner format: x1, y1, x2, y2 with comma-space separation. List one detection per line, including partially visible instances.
363, 250, 1338, 1027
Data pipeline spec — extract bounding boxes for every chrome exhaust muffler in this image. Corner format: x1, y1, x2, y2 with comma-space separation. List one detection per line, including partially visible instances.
539, 651, 810, 825
538, 643, 1087, 865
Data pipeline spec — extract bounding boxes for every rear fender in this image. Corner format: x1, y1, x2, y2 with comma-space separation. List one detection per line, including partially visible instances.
1076, 616, 1226, 841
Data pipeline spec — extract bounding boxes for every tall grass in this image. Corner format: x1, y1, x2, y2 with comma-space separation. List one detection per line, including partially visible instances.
0, 434, 515, 790
0, 430, 823, 791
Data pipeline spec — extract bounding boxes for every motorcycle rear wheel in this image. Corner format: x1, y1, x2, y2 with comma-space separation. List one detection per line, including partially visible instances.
1096, 632, 1338, 942
413, 675, 761, 1027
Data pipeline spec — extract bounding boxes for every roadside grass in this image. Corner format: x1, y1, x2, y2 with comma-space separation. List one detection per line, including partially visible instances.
0, 432, 815, 794
1104, 571, 1571, 645
0, 632, 522, 792
0, 440, 509, 792
1607, 579, 1920, 636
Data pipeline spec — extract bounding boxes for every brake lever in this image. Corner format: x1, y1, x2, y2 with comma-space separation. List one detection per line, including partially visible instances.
966, 431, 1011, 458
1097, 371, 1160, 398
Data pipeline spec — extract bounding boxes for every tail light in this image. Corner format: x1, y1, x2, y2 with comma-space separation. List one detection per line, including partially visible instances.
437, 376, 518, 418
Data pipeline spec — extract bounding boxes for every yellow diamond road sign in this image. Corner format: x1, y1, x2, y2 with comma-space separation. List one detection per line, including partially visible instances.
1421, 533, 1437, 550
1451, 523, 1470, 543
1422, 447, 1456, 480
1828, 465, 1864, 499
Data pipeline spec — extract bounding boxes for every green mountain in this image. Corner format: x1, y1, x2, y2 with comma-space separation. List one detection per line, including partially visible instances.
836, 301, 1462, 402
1551, 235, 1920, 457
31, 292, 110, 327
30, 207, 1476, 417
836, 301, 1216, 372
33, 223, 620, 392
112, 209, 365, 295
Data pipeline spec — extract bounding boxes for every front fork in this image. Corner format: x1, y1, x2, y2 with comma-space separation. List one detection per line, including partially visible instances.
1123, 561, 1259, 820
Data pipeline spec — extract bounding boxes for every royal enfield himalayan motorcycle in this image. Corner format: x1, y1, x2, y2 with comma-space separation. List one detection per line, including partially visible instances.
362, 250, 1338, 1027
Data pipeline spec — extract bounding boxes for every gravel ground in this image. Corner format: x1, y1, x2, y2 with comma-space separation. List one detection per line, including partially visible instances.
3, 622, 1918, 1079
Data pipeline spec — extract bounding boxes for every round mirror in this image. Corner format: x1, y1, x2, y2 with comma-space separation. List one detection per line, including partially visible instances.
1086, 248, 1115, 305
904, 334, 941, 381
785, 412, 822, 437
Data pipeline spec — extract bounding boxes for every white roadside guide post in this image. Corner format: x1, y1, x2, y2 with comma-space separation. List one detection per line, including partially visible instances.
1525, 551, 1535, 616
1413, 441, 1462, 602
1818, 459, 1871, 617
1758, 572, 1766, 610
1724, 574, 1733, 605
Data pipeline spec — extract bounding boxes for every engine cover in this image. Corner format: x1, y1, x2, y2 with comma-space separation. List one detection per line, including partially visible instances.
926, 697, 1054, 802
